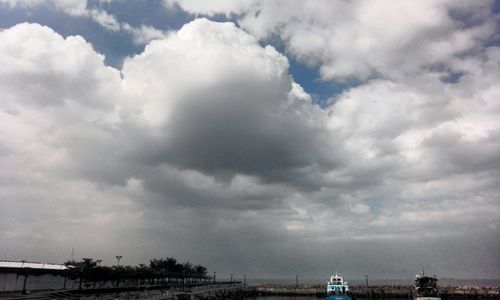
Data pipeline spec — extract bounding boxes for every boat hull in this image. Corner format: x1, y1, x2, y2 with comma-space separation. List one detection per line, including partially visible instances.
326, 295, 352, 300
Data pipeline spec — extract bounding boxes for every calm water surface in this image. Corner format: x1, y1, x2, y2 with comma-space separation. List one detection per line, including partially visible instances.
243, 297, 320, 300
243, 298, 394, 300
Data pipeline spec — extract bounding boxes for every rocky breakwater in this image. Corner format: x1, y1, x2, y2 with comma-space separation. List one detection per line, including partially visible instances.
252, 284, 500, 299
255, 284, 324, 296
176, 283, 255, 300
352, 284, 500, 299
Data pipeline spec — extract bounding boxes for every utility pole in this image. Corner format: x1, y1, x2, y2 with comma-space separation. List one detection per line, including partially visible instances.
213, 272, 216, 284
21, 273, 28, 294
296, 275, 298, 288
366, 274, 371, 300
243, 274, 246, 286
79, 265, 83, 290
230, 273, 233, 283
115, 256, 122, 266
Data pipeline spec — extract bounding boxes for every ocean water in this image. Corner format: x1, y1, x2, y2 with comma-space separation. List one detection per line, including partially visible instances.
242, 297, 374, 300
244, 297, 319, 300
245, 278, 500, 287
244, 296, 376, 300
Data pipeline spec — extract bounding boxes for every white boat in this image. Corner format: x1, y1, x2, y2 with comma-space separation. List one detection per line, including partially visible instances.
326, 273, 352, 300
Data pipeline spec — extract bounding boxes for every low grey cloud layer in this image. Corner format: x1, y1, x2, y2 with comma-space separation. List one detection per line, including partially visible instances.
0, 0, 499, 280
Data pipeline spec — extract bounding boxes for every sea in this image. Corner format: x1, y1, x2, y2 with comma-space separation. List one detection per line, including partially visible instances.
244, 297, 320, 300
243, 297, 405, 300
239, 278, 500, 300
244, 278, 500, 287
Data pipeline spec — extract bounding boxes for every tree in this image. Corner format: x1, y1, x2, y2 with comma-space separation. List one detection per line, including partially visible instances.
195, 265, 207, 278
62, 257, 209, 288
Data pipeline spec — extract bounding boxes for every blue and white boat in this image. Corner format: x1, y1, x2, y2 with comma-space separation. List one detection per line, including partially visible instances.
326, 273, 352, 300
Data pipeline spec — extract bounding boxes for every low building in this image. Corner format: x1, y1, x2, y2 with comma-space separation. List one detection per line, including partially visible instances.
0, 260, 73, 293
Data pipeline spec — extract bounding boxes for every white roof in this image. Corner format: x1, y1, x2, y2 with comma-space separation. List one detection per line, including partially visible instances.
0, 261, 68, 270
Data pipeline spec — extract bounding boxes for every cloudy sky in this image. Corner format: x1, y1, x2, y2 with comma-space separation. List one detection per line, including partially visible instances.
0, 0, 499, 280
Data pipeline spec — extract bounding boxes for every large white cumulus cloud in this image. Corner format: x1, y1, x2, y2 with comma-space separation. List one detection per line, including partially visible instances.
0, 19, 337, 268
121, 19, 337, 185
0, 23, 120, 110
0, 23, 138, 261
170, 0, 497, 80
0, 14, 499, 278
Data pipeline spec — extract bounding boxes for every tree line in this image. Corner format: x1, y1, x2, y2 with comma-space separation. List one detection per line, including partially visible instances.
63, 257, 209, 289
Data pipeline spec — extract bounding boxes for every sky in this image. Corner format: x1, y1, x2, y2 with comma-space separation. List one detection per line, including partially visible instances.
0, 0, 499, 281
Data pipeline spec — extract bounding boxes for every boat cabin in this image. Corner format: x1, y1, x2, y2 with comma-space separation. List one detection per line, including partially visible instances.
327, 274, 350, 295
415, 275, 439, 298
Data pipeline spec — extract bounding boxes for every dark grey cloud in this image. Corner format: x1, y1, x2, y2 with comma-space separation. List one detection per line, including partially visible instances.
118, 19, 342, 190
145, 83, 336, 185
423, 128, 500, 175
